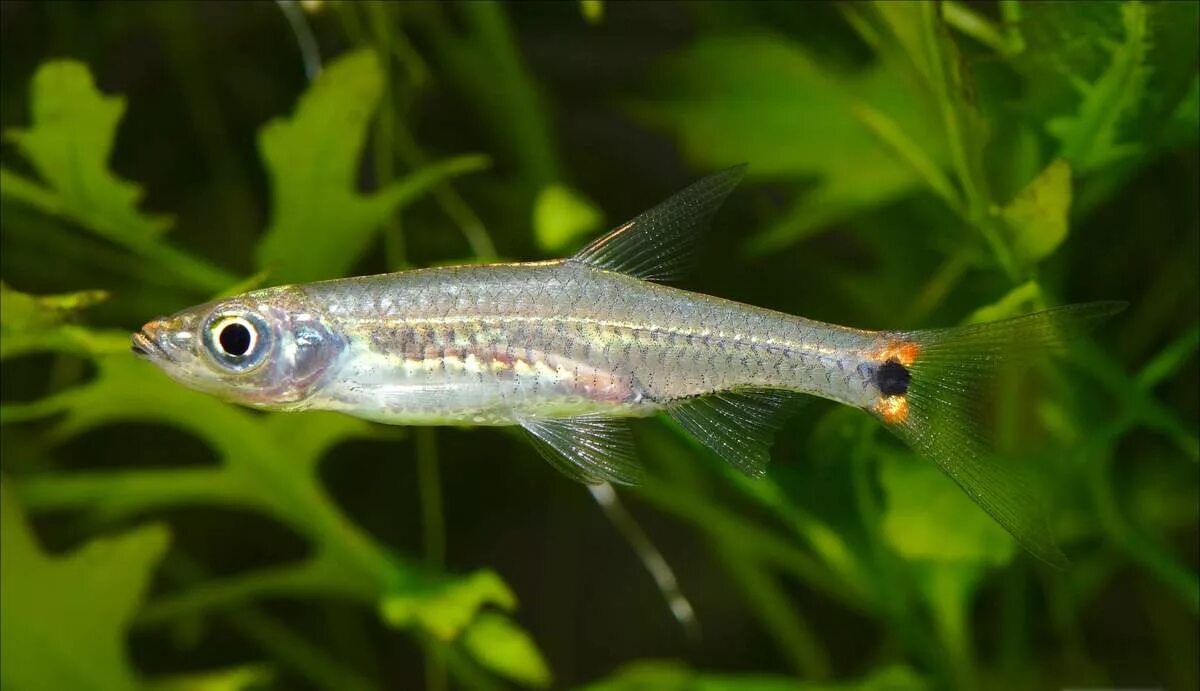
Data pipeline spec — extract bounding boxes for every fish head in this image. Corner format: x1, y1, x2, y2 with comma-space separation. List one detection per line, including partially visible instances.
131, 286, 345, 409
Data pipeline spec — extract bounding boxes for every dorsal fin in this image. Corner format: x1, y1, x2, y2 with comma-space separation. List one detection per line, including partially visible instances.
666, 387, 807, 477
569, 165, 746, 283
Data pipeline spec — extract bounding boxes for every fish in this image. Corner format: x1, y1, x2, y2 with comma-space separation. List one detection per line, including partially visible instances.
132, 166, 1123, 565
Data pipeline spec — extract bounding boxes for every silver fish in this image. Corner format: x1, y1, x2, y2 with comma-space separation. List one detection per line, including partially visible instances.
133, 167, 1121, 564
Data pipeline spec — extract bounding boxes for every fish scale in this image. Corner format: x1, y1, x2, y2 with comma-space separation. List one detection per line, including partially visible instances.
298, 261, 880, 426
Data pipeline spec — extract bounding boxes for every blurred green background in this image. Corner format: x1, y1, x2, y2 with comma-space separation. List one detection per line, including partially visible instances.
1, 1, 1197, 690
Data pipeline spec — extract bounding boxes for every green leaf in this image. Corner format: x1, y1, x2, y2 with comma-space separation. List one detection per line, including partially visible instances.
1162, 74, 1200, 149
577, 661, 926, 691
4, 61, 171, 246
0, 284, 127, 360
1137, 324, 1200, 390
1014, 2, 1200, 169
877, 451, 1015, 565
421, 3, 561, 193
850, 1, 992, 215
851, 102, 961, 210
255, 49, 489, 283
964, 281, 1043, 325
1, 52, 526, 677
580, 0, 604, 25
0, 282, 108, 331
942, 1, 1015, 55
0, 483, 170, 691
627, 34, 942, 252
4, 347, 521, 660
461, 612, 552, 688
1044, 2, 1150, 171
379, 570, 516, 640
145, 665, 275, 691
876, 449, 1015, 681
533, 183, 604, 252
1, 61, 235, 292
999, 159, 1072, 264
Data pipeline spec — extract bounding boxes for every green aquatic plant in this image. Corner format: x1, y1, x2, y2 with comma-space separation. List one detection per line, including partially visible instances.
2, 50, 544, 691
1, 1, 1196, 690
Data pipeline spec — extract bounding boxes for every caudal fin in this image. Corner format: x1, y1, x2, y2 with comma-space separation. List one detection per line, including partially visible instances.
872, 302, 1126, 567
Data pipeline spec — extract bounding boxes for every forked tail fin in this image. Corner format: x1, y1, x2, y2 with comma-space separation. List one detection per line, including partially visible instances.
872, 302, 1126, 567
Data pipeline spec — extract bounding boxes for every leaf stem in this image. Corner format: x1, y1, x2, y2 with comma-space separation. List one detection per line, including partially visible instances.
943, 1, 1014, 55
392, 124, 498, 260
15, 469, 262, 518
647, 438, 831, 679
236, 609, 377, 691
1085, 445, 1200, 613
367, 1, 408, 270
415, 427, 447, 691
634, 479, 864, 613
152, 553, 379, 691
415, 428, 446, 569
136, 561, 332, 626
1, 169, 237, 292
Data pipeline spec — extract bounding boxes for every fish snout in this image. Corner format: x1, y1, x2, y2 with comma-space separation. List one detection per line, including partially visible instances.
131, 317, 194, 363
131, 318, 168, 359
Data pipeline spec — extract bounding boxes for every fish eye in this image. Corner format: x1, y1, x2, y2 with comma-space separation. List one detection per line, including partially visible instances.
217, 318, 254, 356
203, 311, 270, 371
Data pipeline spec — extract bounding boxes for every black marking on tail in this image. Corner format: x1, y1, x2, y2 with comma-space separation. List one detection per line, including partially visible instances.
876, 359, 911, 396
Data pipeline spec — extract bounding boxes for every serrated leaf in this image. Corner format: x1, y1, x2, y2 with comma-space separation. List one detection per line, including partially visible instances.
1000, 159, 1072, 263
5, 347, 521, 658
1045, 2, 1150, 171
461, 613, 552, 688
2, 52, 526, 676
1012, 1, 1198, 170
852, 1, 992, 213
3, 61, 171, 246
533, 183, 604, 252
380, 569, 516, 640
878, 451, 1015, 565
1162, 74, 1200, 149
627, 34, 942, 252
0, 282, 108, 331
1, 61, 235, 292
254, 49, 488, 283
0, 284, 127, 360
0, 483, 170, 691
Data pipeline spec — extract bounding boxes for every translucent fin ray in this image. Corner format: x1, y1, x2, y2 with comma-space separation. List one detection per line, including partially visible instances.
569, 165, 746, 282
588, 483, 699, 639
877, 302, 1126, 567
520, 415, 644, 485
667, 387, 807, 477
902, 302, 1128, 365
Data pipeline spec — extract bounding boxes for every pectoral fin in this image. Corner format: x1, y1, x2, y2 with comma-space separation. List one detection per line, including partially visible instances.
519, 415, 644, 485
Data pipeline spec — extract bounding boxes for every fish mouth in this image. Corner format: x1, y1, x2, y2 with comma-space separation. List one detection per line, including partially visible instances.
131, 325, 174, 363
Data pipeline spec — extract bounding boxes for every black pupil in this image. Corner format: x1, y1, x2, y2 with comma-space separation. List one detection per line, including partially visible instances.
876, 359, 911, 396
219, 322, 253, 357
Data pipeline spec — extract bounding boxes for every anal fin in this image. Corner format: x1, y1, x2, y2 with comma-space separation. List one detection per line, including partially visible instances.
520, 415, 644, 485
667, 388, 807, 478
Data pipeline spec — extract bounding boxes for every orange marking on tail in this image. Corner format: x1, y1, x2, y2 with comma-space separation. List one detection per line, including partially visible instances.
875, 395, 910, 424
870, 340, 920, 366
